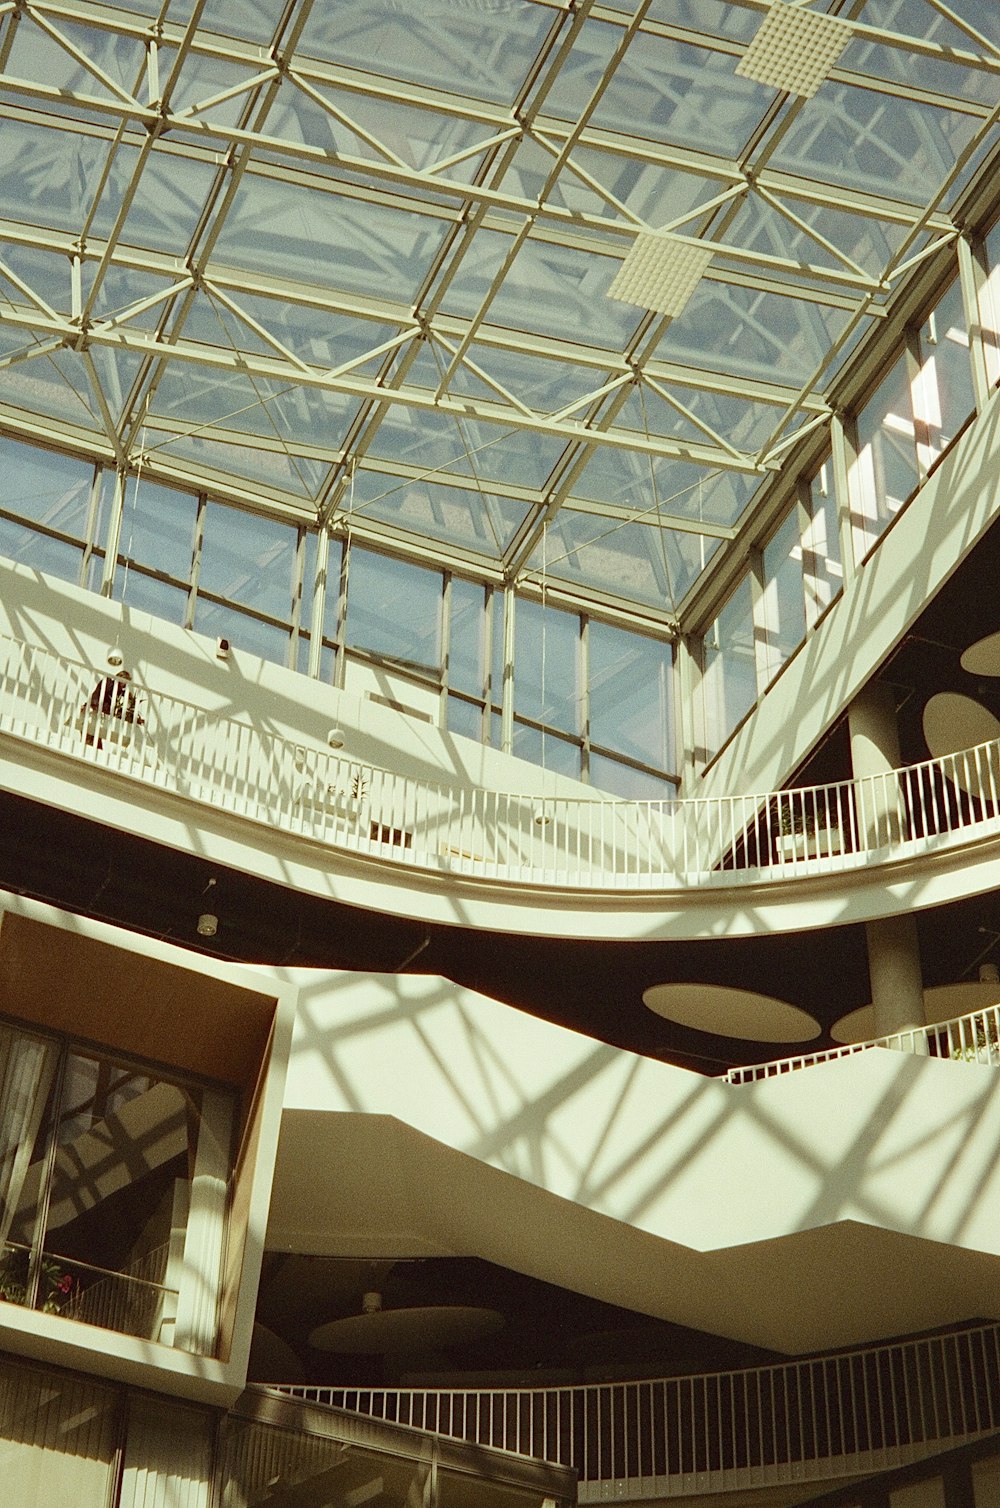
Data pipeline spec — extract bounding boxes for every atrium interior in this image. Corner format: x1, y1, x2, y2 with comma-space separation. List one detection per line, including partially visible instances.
1, 0, 1000, 1504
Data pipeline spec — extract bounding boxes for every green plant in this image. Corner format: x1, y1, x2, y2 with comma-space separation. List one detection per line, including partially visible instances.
779, 803, 816, 837
950, 1016, 1000, 1062
0, 1251, 75, 1313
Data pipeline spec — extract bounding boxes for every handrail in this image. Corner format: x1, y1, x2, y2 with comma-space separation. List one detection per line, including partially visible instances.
259, 1318, 1000, 1497
1, 633, 999, 893
726, 1004, 1000, 1084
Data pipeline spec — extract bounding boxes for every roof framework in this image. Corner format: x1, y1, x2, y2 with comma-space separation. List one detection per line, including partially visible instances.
0, 0, 997, 632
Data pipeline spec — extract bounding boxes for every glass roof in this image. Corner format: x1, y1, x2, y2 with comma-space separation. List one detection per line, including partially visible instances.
0, 0, 997, 630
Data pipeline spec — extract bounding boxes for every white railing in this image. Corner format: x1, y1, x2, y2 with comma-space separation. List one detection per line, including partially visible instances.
726, 1004, 1000, 1084
1, 633, 999, 893
261, 1319, 1000, 1498
59, 1243, 175, 1341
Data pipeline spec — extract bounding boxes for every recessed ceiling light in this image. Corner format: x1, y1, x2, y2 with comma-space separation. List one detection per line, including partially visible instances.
608, 233, 713, 318
736, 3, 852, 98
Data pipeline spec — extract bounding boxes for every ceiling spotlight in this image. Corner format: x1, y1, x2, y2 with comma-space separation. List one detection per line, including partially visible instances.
327, 726, 345, 749
735, 3, 852, 99
197, 913, 218, 937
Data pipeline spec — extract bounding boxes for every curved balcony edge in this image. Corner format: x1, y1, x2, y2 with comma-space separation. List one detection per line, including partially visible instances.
253, 1316, 1000, 1500
5, 633, 1000, 939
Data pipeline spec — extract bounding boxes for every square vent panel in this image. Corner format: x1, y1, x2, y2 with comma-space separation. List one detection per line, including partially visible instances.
608, 234, 714, 317
735, 3, 852, 98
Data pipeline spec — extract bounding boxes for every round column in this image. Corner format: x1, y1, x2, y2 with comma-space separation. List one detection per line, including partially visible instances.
849, 684, 926, 1034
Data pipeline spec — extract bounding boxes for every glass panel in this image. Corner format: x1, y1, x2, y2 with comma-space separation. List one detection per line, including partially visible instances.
915, 273, 975, 467
117, 571, 188, 628
35, 1053, 183, 1342
983, 217, 1000, 388
197, 502, 297, 622
346, 548, 442, 670
0, 1024, 234, 1356
514, 599, 581, 735
512, 721, 582, 780
115, 476, 197, 593
588, 753, 677, 801
702, 577, 757, 758
850, 351, 919, 560
0, 522, 82, 584
490, 590, 507, 711
449, 577, 487, 696
589, 621, 674, 771
221, 1416, 431, 1508
447, 694, 485, 743
803, 460, 841, 629
0, 437, 92, 538
298, 0, 554, 105
193, 599, 290, 667
760, 509, 806, 684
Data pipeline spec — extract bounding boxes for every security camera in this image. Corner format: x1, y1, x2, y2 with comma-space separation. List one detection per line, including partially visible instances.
216, 637, 230, 660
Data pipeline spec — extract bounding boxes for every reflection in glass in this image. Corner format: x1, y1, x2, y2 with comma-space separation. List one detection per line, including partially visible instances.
702, 578, 757, 759
0, 1021, 234, 1356
0, 436, 92, 537
803, 461, 841, 629
514, 600, 580, 735
449, 577, 487, 697
851, 352, 919, 560
193, 598, 291, 667
915, 275, 974, 468
760, 510, 805, 684
346, 549, 442, 670
589, 621, 673, 771
115, 477, 197, 594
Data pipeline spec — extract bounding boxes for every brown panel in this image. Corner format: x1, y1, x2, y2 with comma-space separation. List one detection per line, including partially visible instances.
217, 1016, 276, 1362
0, 912, 276, 1093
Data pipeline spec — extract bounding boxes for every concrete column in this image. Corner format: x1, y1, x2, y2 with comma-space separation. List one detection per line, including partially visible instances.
849, 683, 925, 1033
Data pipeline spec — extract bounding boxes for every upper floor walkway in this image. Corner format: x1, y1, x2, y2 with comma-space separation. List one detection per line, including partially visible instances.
256, 1315, 1000, 1505
3, 627, 1000, 940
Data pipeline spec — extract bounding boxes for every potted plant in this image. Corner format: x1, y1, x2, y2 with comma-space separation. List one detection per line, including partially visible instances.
775, 801, 842, 860
0, 1250, 76, 1313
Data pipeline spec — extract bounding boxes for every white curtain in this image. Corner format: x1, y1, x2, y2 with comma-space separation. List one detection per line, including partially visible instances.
0, 1356, 118, 1507
118, 1396, 214, 1508
0, 1025, 56, 1250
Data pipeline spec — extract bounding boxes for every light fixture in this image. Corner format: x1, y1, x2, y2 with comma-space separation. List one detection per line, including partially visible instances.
106, 648, 124, 669
533, 806, 551, 827
309, 1292, 504, 1354
608, 233, 713, 318
327, 726, 345, 749
197, 913, 218, 937
735, 2, 852, 98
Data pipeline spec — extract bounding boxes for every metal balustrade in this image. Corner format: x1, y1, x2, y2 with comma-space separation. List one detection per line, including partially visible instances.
261, 1320, 1000, 1499
1, 632, 999, 893
726, 1004, 1000, 1085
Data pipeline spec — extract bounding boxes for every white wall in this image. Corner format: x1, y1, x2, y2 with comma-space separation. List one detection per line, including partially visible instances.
0, 557, 591, 805
268, 968, 1000, 1354
693, 384, 1000, 805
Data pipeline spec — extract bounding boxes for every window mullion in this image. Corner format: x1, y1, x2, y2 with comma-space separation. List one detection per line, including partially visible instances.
957, 233, 993, 415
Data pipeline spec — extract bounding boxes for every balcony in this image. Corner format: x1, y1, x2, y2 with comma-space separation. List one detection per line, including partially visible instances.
2, 632, 1000, 938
